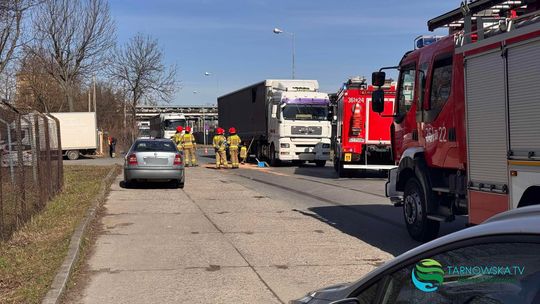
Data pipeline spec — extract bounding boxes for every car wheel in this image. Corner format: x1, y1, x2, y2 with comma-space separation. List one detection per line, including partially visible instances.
403, 177, 440, 242
123, 179, 133, 188
67, 150, 79, 160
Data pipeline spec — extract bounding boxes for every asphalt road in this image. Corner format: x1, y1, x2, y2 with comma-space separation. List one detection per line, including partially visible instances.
196, 151, 468, 256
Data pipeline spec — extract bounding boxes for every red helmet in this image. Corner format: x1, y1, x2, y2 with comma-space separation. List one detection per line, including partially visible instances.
176, 126, 183, 132
216, 128, 224, 135
229, 127, 236, 134
185, 126, 192, 132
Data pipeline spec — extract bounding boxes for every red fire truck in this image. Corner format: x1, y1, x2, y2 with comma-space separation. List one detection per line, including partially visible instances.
371, 0, 540, 241
331, 77, 396, 177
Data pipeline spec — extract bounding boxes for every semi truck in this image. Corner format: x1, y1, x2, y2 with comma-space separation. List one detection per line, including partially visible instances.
50, 112, 97, 160
331, 77, 396, 177
218, 79, 331, 166
371, 0, 540, 241
149, 113, 186, 139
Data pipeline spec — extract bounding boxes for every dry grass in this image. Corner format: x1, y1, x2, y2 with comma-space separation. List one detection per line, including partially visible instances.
0, 165, 117, 303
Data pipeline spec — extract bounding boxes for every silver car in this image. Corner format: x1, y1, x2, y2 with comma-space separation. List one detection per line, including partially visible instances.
123, 139, 184, 188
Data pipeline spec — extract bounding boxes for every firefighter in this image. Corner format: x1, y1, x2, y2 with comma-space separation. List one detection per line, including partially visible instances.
240, 141, 248, 164
213, 127, 228, 169
181, 126, 197, 167
172, 126, 184, 151
227, 127, 241, 168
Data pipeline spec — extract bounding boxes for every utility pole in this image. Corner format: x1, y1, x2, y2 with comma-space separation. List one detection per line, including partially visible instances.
92, 75, 97, 112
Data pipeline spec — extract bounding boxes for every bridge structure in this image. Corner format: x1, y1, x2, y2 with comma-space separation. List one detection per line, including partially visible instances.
135, 105, 218, 132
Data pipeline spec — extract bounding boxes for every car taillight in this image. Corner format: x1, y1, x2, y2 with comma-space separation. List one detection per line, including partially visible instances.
128, 154, 138, 165
174, 154, 182, 165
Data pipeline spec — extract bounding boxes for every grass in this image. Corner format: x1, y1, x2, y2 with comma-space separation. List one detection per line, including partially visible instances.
0, 165, 117, 303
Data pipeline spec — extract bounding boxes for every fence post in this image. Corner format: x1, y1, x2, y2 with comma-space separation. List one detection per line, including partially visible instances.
48, 114, 63, 192
43, 115, 52, 199
16, 115, 26, 224
34, 115, 44, 209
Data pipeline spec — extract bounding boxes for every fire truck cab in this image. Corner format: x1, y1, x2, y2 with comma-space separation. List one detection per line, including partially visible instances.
331, 77, 396, 177
372, 0, 540, 242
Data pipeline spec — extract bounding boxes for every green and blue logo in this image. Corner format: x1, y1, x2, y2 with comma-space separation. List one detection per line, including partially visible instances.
411, 259, 444, 292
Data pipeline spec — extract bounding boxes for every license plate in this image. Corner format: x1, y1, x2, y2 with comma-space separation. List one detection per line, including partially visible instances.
144, 157, 168, 165
344, 153, 352, 162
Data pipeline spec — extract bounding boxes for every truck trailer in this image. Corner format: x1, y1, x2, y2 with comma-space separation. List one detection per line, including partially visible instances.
50, 112, 97, 160
331, 77, 396, 177
218, 79, 331, 166
149, 113, 187, 139
371, 0, 540, 241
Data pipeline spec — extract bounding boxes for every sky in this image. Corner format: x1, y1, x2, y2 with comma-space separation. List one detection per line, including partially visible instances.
109, 0, 459, 106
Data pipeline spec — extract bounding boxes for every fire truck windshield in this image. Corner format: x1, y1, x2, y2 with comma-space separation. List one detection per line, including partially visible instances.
282, 105, 328, 121
164, 119, 186, 130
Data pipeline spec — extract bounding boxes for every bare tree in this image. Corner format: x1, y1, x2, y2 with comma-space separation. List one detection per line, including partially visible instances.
31, 0, 115, 112
109, 33, 178, 124
0, 0, 37, 75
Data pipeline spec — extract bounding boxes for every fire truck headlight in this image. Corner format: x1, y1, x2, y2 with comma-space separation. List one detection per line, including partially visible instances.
280, 143, 290, 148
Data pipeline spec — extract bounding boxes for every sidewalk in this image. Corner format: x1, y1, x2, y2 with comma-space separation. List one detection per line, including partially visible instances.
72, 167, 392, 303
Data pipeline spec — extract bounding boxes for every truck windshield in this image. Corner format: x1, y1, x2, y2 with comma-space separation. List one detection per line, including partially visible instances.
282, 105, 328, 121
163, 119, 186, 130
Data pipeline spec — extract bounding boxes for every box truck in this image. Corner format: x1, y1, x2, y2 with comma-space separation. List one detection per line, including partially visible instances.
50, 112, 97, 160
218, 79, 331, 166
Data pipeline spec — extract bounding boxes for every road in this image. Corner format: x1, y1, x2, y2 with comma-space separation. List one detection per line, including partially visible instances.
66, 151, 467, 303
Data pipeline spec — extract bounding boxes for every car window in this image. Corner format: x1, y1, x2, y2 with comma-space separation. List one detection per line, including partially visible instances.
379, 242, 540, 304
134, 141, 177, 152
355, 281, 380, 304
397, 65, 416, 114
428, 56, 452, 118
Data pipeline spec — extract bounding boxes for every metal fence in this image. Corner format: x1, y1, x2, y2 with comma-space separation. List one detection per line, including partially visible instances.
0, 102, 63, 240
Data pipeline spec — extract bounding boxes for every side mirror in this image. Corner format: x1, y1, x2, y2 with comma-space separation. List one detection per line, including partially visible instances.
271, 104, 277, 118
329, 298, 360, 304
372, 71, 386, 87
372, 89, 385, 113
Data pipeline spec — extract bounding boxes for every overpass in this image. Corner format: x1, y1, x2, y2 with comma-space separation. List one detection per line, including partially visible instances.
136, 105, 218, 132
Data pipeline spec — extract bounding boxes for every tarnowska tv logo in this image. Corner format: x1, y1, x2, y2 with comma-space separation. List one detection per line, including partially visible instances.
411, 259, 444, 292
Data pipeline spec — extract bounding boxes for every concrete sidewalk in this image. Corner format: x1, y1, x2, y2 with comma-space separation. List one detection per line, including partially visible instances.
73, 167, 392, 303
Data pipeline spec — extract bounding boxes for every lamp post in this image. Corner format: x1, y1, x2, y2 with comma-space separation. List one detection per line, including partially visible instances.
273, 27, 295, 79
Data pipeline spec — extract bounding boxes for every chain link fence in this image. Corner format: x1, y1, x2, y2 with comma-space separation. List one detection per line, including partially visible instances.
0, 102, 63, 240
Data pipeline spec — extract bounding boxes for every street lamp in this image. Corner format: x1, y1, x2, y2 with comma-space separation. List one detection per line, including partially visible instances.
273, 27, 295, 79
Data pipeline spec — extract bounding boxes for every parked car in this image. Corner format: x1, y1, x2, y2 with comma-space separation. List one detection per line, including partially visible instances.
123, 139, 184, 188
291, 205, 540, 304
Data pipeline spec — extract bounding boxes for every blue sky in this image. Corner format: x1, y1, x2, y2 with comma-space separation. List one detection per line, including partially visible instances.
110, 0, 459, 105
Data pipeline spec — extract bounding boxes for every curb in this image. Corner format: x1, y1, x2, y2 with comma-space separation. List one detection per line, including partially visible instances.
42, 166, 118, 304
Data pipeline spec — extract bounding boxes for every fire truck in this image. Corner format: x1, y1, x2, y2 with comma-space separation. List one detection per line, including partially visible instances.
331, 77, 396, 177
371, 0, 540, 241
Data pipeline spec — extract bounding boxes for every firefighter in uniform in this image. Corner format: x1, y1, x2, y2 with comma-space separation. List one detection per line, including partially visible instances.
227, 127, 241, 169
240, 142, 248, 165
181, 126, 197, 167
213, 128, 228, 169
172, 126, 184, 151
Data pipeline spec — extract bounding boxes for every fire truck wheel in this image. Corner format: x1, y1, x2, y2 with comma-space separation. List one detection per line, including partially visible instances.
403, 177, 440, 242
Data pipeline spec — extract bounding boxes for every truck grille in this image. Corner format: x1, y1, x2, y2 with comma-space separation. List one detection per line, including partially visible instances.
291, 126, 322, 135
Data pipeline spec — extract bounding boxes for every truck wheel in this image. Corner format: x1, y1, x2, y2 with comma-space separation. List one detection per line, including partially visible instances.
403, 177, 440, 242
269, 144, 280, 167
66, 150, 79, 160
315, 160, 326, 167
334, 158, 347, 177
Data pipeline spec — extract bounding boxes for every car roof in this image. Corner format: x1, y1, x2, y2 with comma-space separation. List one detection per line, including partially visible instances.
346, 207, 540, 292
